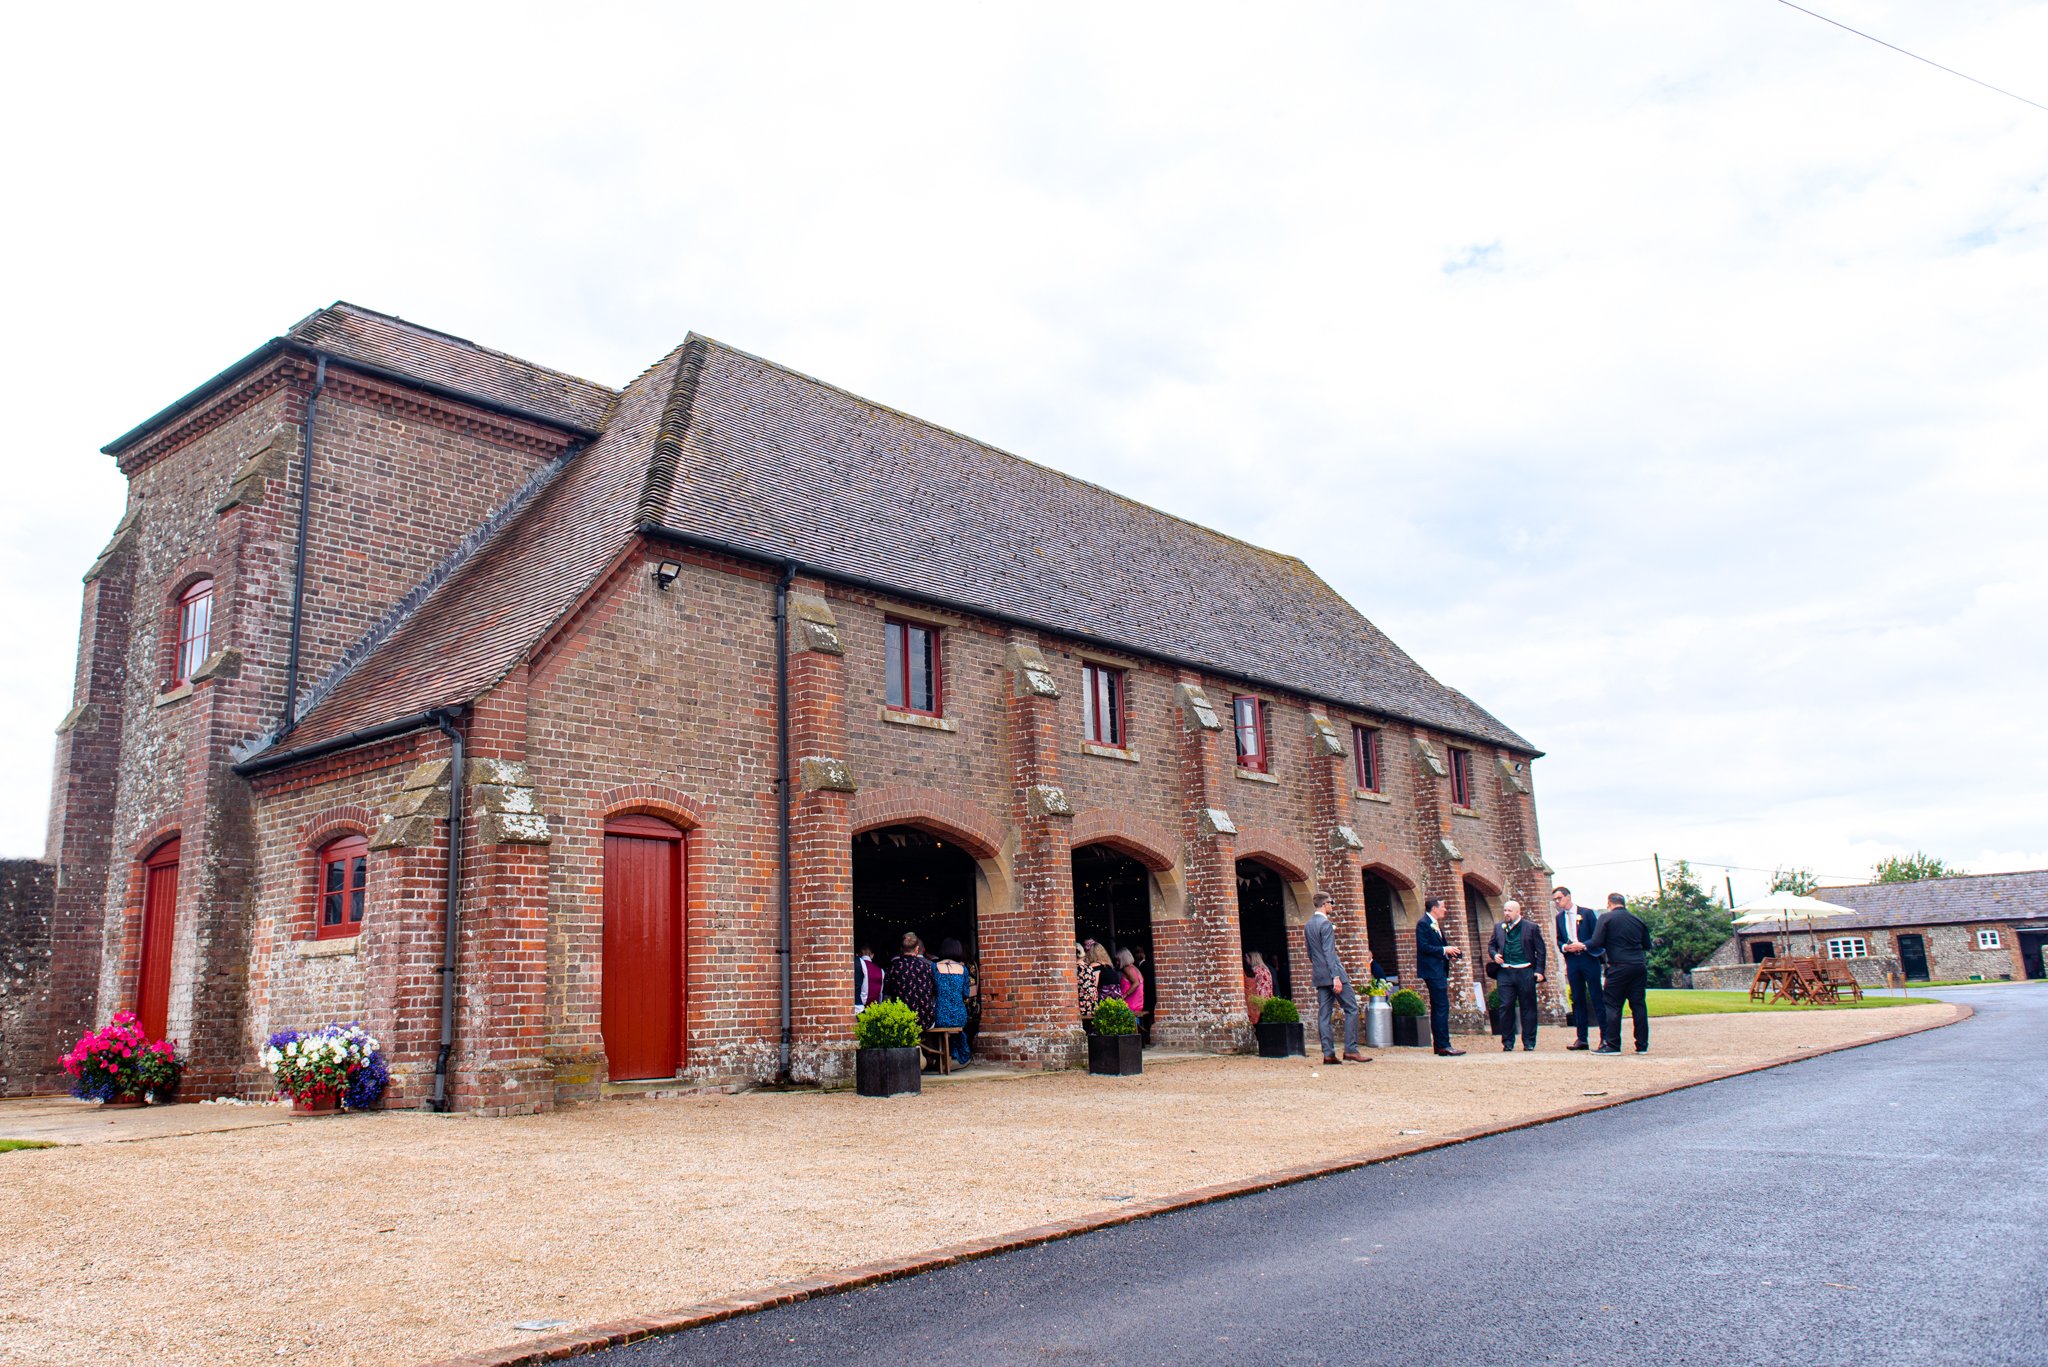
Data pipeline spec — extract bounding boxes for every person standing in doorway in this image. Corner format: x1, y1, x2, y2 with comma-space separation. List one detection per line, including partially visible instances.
1550, 887, 1603, 1050
1415, 897, 1465, 1056
1304, 890, 1369, 1064
1487, 899, 1546, 1051
855, 943, 884, 1019
885, 933, 937, 1030
932, 939, 974, 1067
1588, 893, 1653, 1054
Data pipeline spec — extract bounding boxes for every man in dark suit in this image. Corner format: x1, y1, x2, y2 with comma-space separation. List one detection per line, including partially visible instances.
1414, 896, 1465, 1056
1549, 885, 1603, 1050
1486, 899, 1546, 1051
1587, 892, 1653, 1054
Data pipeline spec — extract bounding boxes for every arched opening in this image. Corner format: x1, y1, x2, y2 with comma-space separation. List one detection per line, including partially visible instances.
1362, 870, 1402, 983
602, 813, 686, 1080
1462, 877, 1496, 985
1236, 858, 1294, 1003
853, 826, 979, 965
1073, 843, 1156, 1023
137, 837, 181, 1041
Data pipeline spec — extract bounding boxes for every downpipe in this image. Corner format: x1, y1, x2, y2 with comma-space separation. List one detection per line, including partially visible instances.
431, 710, 465, 1111
776, 562, 795, 1085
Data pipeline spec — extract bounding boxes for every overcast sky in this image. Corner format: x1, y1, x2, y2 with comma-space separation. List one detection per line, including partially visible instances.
3, 3, 2043, 898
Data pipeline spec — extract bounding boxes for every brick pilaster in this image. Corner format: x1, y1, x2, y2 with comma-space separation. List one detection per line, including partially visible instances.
786, 582, 857, 1083
1158, 673, 1251, 1051
1305, 713, 1370, 982
1410, 726, 1484, 1029
983, 633, 1084, 1068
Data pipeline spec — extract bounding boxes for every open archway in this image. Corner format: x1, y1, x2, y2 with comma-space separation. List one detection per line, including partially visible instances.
1462, 876, 1498, 987
1073, 843, 1156, 1027
853, 826, 980, 965
1237, 858, 1296, 1003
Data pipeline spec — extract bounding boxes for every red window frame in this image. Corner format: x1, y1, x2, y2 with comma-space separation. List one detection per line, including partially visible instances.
1354, 725, 1381, 792
884, 618, 943, 716
314, 834, 369, 940
173, 578, 214, 685
1233, 696, 1268, 772
1082, 663, 1125, 747
1449, 747, 1473, 807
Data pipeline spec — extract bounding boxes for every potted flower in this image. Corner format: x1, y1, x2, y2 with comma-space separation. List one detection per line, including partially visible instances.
61, 1011, 183, 1106
854, 1000, 923, 1097
1087, 999, 1143, 1075
1389, 989, 1428, 1047
262, 1023, 389, 1114
1252, 997, 1305, 1058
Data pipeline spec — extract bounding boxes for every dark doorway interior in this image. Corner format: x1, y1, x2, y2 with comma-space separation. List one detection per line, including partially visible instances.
1074, 844, 1156, 1020
2020, 931, 2048, 981
1896, 934, 1929, 982
1237, 860, 1293, 1003
1751, 940, 1776, 964
1362, 872, 1401, 983
853, 827, 978, 963
1463, 882, 1494, 984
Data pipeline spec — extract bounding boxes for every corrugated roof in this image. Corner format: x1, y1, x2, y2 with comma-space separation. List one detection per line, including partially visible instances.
1801, 872, 2048, 931
266, 330, 1536, 762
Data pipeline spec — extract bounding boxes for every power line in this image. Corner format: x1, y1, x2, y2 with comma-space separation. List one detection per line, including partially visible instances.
1777, 1, 2048, 114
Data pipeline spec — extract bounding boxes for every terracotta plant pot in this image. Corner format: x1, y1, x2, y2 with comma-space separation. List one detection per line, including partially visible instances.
291, 1090, 341, 1115
100, 1094, 147, 1109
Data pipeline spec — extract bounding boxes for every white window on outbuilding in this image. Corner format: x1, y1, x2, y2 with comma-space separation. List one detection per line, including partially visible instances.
1825, 936, 1868, 960
1977, 928, 2002, 949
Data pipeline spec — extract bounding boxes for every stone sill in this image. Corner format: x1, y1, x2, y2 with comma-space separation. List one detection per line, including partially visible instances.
1078, 742, 1140, 764
293, 936, 361, 960
879, 707, 957, 733
154, 682, 194, 708
1356, 789, 1391, 804
1235, 767, 1278, 785
1451, 805, 1481, 820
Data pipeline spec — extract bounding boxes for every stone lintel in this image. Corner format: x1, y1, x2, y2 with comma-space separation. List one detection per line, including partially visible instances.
798, 756, 858, 793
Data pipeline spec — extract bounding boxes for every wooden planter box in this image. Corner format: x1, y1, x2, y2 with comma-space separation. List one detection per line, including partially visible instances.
1088, 1033, 1143, 1076
1254, 1021, 1305, 1058
1391, 1015, 1424, 1047
855, 1046, 922, 1097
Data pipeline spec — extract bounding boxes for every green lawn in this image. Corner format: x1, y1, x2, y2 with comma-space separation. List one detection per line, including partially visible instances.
0, 1140, 58, 1154
1646, 989, 1924, 1017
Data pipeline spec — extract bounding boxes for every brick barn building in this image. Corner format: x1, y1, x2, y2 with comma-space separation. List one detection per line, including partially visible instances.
2, 304, 1550, 1112
1691, 870, 2048, 989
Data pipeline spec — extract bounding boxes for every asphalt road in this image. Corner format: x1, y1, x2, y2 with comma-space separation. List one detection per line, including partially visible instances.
599, 986, 2046, 1366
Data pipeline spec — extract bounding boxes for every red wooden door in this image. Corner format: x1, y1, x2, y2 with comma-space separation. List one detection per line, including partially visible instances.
602, 816, 685, 1080
138, 839, 181, 1041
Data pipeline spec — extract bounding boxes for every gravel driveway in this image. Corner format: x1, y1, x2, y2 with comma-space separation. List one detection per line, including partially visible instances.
0, 1004, 1956, 1367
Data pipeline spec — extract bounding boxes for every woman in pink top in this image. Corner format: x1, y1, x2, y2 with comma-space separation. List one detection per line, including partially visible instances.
1244, 950, 1274, 1020
1114, 948, 1145, 1014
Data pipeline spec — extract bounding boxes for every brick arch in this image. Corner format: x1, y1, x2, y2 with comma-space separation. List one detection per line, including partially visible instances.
157, 555, 222, 687
290, 806, 380, 942
598, 783, 710, 831
851, 785, 1008, 862
1233, 826, 1314, 885
1461, 863, 1508, 900
300, 804, 379, 849
1070, 809, 1177, 872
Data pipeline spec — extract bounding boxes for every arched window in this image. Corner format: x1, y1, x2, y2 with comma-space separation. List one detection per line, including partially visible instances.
173, 578, 214, 685
315, 834, 369, 939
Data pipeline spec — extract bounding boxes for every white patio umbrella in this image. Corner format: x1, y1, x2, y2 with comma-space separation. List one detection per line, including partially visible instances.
1732, 891, 1856, 954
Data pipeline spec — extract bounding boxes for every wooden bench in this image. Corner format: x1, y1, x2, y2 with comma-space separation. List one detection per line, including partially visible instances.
921, 1028, 963, 1074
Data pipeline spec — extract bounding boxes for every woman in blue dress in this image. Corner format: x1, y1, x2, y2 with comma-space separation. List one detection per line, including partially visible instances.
932, 938, 976, 1067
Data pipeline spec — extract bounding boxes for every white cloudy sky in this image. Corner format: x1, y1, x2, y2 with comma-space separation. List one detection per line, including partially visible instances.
3, 3, 2043, 898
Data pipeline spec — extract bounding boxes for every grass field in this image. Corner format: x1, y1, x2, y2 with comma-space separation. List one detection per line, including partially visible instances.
1646, 989, 1924, 1017
0, 1140, 57, 1154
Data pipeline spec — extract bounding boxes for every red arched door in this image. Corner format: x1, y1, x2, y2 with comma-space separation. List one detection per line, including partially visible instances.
602, 815, 686, 1080
138, 838, 181, 1041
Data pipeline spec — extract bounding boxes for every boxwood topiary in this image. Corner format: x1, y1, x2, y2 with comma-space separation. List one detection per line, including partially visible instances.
1091, 998, 1139, 1036
1256, 996, 1301, 1025
855, 1000, 922, 1050
1390, 989, 1426, 1018
1486, 987, 1501, 1013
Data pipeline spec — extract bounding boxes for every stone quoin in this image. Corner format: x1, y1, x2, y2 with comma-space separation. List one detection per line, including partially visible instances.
1, 304, 1551, 1112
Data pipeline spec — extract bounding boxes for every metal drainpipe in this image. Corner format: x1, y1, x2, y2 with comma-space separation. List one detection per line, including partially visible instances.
775, 562, 796, 1085
431, 710, 465, 1112
280, 356, 326, 736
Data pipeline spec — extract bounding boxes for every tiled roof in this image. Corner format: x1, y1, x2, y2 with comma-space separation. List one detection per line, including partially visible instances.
1796, 872, 2048, 930
267, 330, 1535, 762
275, 346, 683, 751
288, 304, 617, 434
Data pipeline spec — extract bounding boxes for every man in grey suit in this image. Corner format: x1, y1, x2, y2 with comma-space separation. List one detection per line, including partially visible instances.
1303, 890, 1370, 1064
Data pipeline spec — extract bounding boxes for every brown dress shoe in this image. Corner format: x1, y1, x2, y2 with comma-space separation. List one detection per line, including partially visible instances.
1566, 1041, 1590, 1051
1435, 1047, 1466, 1056
1322, 1055, 1342, 1065
1342, 1051, 1371, 1063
